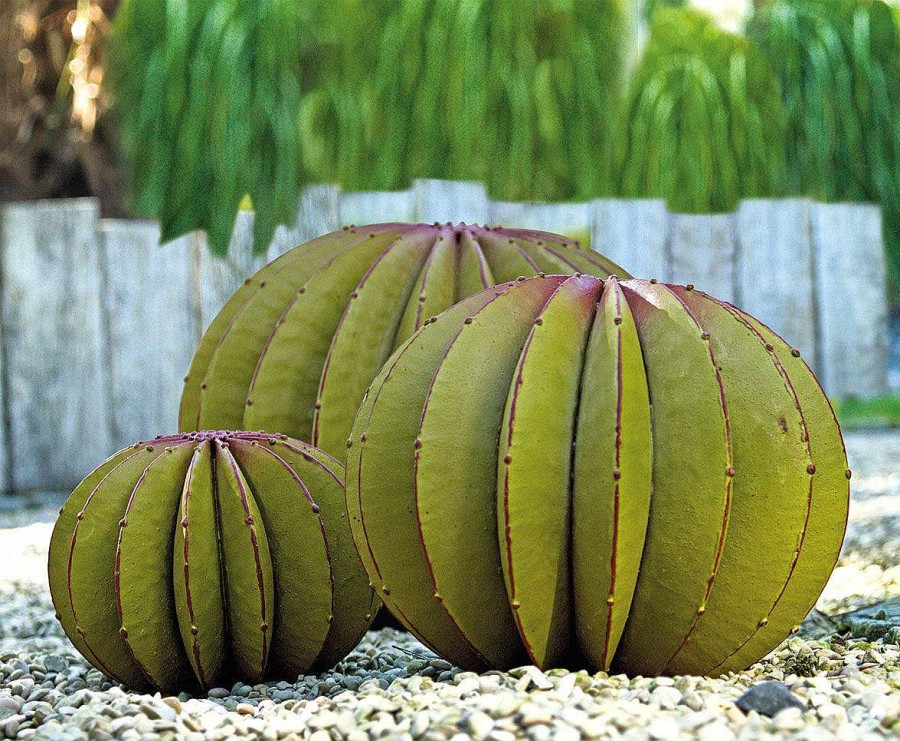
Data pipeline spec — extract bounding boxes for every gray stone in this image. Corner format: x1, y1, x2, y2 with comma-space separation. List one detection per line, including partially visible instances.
43, 655, 66, 674
835, 597, 900, 641
139, 700, 177, 722
3, 714, 24, 737
736, 682, 805, 717
0, 697, 21, 713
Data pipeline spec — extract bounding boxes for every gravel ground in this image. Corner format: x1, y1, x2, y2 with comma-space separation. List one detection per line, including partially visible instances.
0, 430, 898, 740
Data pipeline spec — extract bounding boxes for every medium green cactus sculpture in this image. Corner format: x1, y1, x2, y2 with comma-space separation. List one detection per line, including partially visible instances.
179, 223, 626, 458
48, 431, 375, 693
347, 275, 849, 676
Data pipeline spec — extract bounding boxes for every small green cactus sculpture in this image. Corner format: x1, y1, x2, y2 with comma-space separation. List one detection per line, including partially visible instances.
48, 431, 375, 693
347, 275, 849, 676
179, 223, 627, 458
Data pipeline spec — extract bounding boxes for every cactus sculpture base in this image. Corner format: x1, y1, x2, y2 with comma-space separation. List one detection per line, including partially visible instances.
347, 275, 850, 676
48, 431, 376, 694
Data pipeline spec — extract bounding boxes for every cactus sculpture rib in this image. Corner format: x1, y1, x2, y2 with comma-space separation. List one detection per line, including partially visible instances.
48, 431, 374, 693
347, 276, 849, 676
179, 223, 628, 458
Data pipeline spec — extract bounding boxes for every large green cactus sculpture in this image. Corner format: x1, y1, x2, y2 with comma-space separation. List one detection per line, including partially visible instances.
347, 275, 849, 676
179, 223, 626, 458
48, 431, 375, 693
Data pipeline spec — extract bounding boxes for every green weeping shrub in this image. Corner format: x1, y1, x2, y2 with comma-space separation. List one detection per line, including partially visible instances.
108, 0, 313, 254
747, 0, 900, 295
300, 0, 629, 201
109, 0, 629, 253
608, 7, 787, 212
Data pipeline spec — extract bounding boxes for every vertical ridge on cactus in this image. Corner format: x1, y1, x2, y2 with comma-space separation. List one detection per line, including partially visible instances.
48, 431, 374, 693
347, 276, 849, 676
179, 223, 628, 459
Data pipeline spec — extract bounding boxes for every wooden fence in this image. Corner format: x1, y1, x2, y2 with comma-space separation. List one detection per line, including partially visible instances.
0, 179, 890, 494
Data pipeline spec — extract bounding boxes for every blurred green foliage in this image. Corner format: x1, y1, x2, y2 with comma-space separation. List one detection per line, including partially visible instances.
642, 0, 688, 21
748, 0, 900, 296
301, 0, 628, 203
607, 7, 787, 212
109, 0, 313, 252
832, 392, 900, 429
109, 0, 627, 254
107, 0, 900, 287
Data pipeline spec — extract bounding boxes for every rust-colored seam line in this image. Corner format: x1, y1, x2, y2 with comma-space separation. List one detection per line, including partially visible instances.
114, 447, 179, 686
65, 449, 145, 680
729, 307, 852, 571
344, 279, 465, 593
345, 306, 481, 654
463, 231, 493, 291
227, 433, 345, 493
499, 279, 574, 665
245, 229, 387, 405
208, 438, 232, 673
414, 284, 535, 669
383, 231, 449, 358
219, 443, 270, 674
727, 305, 851, 479
353, 378, 402, 584
141, 433, 196, 446
511, 239, 542, 271
534, 226, 625, 277
413, 235, 443, 332
187, 225, 344, 428
477, 231, 540, 277
537, 243, 585, 272
499, 226, 567, 243
273, 435, 378, 629
658, 284, 734, 675
350, 317, 450, 604
191, 290, 258, 429
270, 439, 344, 488
180, 443, 210, 687
701, 295, 817, 673
507, 227, 611, 274
311, 225, 435, 446
750, 308, 852, 619
250, 441, 335, 663
576, 247, 626, 276
601, 280, 625, 667
349, 350, 440, 651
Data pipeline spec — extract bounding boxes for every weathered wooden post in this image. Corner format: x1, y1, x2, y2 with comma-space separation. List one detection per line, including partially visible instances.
669, 212, 737, 302
735, 199, 818, 364
267, 184, 341, 260
194, 210, 266, 332
339, 189, 415, 226
812, 202, 888, 396
99, 220, 199, 449
592, 198, 669, 280
0, 199, 110, 491
414, 179, 490, 225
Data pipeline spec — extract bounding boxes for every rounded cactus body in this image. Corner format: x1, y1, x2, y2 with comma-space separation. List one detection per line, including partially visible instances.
178, 223, 627, 458
347, 275, 850, 676
48, 431, 376, 693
